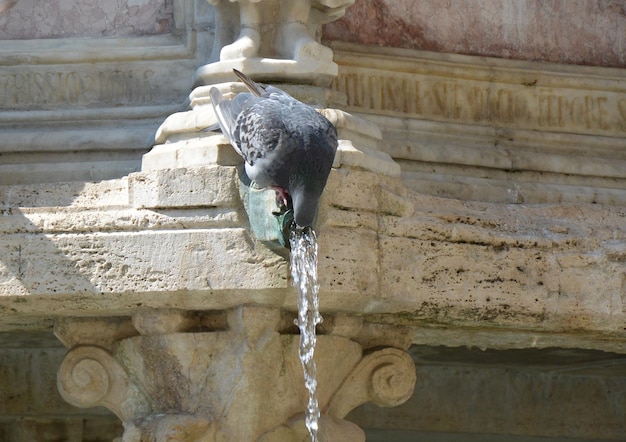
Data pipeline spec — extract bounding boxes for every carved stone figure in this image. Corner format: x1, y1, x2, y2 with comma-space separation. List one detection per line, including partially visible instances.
199, 0, 354, 86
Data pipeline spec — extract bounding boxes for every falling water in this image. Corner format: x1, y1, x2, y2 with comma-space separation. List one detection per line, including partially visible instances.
290, 226, 322, 442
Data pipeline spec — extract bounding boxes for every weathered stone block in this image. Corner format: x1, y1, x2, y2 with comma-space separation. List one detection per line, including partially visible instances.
130, 165, 240, 209
318, 227, 379, 309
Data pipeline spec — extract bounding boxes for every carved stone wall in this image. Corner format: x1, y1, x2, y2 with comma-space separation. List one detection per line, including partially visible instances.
328, 43, 626, 205
1, 0, 626, 441
0, 0, 215, 185
323, 1, 626, 206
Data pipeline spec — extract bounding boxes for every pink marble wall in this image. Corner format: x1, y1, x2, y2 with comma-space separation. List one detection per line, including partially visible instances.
0, 0, 173, 39
323, 0, 626, 68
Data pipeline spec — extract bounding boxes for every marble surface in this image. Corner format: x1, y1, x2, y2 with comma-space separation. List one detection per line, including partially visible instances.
0, 0, 173, 39
323, 0, 626, 68
0, 0, 211, 185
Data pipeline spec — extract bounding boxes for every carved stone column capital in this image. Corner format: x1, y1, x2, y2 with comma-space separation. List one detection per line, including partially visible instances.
55, 307, 416, 441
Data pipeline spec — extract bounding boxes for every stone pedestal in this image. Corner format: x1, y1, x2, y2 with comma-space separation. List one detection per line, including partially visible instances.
199, 0, 354, 87
55, 307, 415, 441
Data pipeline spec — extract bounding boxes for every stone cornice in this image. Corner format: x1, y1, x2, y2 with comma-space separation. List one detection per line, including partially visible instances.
1, 164, 626, 353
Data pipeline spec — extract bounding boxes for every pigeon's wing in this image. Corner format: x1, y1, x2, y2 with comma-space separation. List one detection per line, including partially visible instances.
209, 87, 255, 157
265, 85, 291, 97
234, 99, 293, 168
209, 87, 238, 152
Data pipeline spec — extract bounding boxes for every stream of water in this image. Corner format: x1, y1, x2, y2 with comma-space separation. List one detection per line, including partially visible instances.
290, 226, 322, 442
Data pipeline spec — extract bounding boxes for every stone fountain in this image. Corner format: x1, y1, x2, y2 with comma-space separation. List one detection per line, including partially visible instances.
2, 1, 626, 440
53, 1, 417, 440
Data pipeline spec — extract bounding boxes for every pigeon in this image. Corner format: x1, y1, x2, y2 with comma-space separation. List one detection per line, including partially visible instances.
209, 70, 338, 229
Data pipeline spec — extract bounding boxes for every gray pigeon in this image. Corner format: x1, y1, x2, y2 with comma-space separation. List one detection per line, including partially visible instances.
209, 69, 338, 228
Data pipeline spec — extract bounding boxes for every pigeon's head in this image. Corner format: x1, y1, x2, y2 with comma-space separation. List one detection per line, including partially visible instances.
291, 189, 320, 229
290, 121, 337, 228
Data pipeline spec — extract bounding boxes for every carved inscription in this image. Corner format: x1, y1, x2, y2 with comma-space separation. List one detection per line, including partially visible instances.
619, 98, 626, 131
0, 69, 155, 108
334, 70, 626, 135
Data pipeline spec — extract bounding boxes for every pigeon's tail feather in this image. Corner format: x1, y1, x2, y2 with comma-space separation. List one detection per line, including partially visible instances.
210, 87, 244, 157
233, 69, 265, 97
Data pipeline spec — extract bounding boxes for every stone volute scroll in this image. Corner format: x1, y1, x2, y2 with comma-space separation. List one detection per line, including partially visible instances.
55, 318, 151, 424
326, 348, 417, 419
57, 346, 150, 423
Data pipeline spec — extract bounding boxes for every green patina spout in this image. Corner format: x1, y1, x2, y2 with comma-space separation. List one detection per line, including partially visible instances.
239, 171, 294, 250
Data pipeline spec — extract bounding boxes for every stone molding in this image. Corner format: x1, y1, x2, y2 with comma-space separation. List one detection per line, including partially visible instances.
54, 306, 416, 441
329, 42, 626, 205
0, 0, 215, 184
331, 42, 626, 137
1, 1, 202, 111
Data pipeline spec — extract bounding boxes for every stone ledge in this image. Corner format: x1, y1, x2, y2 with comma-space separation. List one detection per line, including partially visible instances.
130, 165, 241, 209
0, 174, 624, 344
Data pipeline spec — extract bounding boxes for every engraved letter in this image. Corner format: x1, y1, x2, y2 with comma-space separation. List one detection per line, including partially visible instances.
596, 96, 609, 131
618, 98, 626, 131
64, 72, 83, 104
